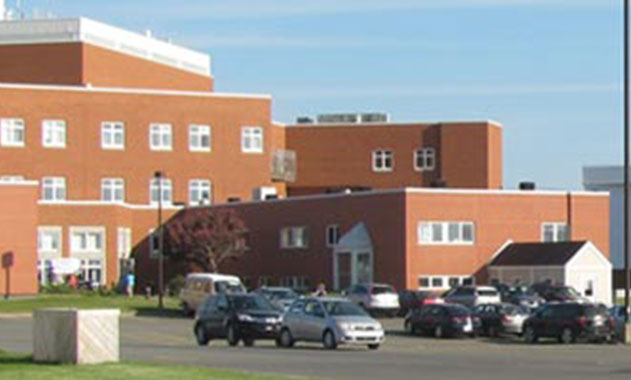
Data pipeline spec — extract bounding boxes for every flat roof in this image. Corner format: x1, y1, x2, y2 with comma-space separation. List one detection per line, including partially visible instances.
285, 120, 503, 129
0, 17, 211, 76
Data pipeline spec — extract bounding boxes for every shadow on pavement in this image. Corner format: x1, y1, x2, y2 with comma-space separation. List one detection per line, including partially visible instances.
134, 307, 187, 319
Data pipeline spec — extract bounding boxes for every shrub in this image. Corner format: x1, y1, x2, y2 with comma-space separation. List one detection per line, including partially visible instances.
40, 283, 76, 294
168, 275, 186, 297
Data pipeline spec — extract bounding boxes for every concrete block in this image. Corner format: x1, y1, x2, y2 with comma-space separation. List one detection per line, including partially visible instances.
33, 308, 120, 364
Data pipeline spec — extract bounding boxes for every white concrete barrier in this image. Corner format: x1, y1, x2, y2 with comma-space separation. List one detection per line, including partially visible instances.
33, 308, 120, 364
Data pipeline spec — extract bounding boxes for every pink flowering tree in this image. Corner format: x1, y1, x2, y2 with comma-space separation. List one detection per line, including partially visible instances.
165, 208, 248, 273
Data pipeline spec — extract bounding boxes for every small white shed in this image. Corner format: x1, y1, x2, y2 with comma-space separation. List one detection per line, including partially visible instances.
488, 241, 612, 305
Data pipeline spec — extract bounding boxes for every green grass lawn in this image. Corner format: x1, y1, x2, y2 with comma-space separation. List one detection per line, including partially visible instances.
0, 351, 292, 380
0, 294, 181, 315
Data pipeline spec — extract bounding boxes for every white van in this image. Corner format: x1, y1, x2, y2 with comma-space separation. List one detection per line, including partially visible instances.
179, 273, 246, 315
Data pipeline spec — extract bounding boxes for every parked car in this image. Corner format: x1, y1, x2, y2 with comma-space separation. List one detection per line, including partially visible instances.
404, 303, 480, 338
398, 290, 443, 316
522, 302, 613, 344
500, 285, 545, 311
193, 293, 282, 347
278, 296, 385, 350
609, 305, 630, 341
180, 273, 246, 316
345, 283, 400, 317
529, 283, 584, 303
253, 286, 299, 311
473, 303, 530, 337
443, 286, 501, 308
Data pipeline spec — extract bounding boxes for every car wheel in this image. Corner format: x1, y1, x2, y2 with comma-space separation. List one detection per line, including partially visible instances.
404, 319, 416, 335
323, 330, 338, 350
524, 326, 537, 344
194, 324, 209, 346
367, 344, 380, 350
434, 325, 444, 339
278, 328, 294, 348
243, 338, 255, 347
227, 324, 239, 347
559, 327, 575, 344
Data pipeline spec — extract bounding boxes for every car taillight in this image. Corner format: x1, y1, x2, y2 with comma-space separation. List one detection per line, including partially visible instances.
501, 315, 513, 323
577, 316, 587, 327
610, 316, 615, 327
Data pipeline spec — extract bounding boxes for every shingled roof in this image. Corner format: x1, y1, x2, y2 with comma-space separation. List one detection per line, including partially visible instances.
489, 241, 588, 267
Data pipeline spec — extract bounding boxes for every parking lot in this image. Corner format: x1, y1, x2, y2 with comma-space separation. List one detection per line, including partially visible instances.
1, 315, 631, 380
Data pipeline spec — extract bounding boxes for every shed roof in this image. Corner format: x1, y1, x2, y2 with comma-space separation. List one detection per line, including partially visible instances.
489, 241, 588, 267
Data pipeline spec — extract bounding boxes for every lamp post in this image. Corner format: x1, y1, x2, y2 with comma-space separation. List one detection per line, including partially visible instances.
624, 0, 631, 343
154, 171, 165, 310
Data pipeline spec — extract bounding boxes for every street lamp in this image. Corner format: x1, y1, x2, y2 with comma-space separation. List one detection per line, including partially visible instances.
624, 0, 630, 343
154, 170, 165, 310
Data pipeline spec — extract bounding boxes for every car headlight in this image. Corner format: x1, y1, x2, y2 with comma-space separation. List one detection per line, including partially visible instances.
237, 314, 254, 322
338, 322, 354, 331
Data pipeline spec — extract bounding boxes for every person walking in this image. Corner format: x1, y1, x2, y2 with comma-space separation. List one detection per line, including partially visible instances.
126, 272, 135, 297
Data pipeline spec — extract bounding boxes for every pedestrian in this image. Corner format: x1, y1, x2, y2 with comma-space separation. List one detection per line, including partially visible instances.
313, 282, 328, 297
126, 272, 135, 297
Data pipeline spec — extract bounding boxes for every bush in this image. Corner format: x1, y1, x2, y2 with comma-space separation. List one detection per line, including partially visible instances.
40, 283, 76, 294
168, 275, 186, 297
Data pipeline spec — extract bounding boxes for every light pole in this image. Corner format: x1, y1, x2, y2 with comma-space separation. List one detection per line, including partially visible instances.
155, 171, 165, 310
624, 0, 630, 343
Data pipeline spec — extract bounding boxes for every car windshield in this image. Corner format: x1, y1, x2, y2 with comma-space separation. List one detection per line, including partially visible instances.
555, 287, 580, 298
231, 295, 276, 311
215, 281, 245, 294
265, 289, 297, 300
510, 287, 536, 296
371, 285, 395, 295
323, 301, 369, 316
477, 289, 498, 296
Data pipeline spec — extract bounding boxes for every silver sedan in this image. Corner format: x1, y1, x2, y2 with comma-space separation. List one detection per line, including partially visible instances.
277, 296, 385, 350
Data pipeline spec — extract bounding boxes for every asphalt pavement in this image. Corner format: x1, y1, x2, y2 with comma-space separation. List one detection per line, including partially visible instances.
1, 315, 631, 380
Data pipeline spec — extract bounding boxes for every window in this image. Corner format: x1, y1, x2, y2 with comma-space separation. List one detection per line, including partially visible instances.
101, 178, 125, 203
42, 120, 66, 148
149, 229, 161, 258
418, 277, 430, 288
431, 278, 444, 288
38, 227, 62, 253
258, 276, 272, 287
189, 124, 211, 152
117, 228, 132, 260
150, 123, 172, 151
1, 118, 25, 147
101, 122, 125, 150
418, 221, 475, 244
189, 179, 211, 205
372, 150, 393, 172
41, 177, 66, 201
80, 259, 103, 286
280, 276, 310, 290
326, 225, 340, 247
541, 223, 569, 242
0, 175, 24, 182
418, 275, 475, 290
150, 178, 172, 204
414, 148, 436, 171
280, 227, 308, 249
241, 126, 263, 153
70, 229, 104, 252
38, 260, 54, 286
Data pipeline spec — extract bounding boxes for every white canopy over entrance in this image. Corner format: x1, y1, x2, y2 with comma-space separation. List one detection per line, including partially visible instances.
333, 222, 374, 290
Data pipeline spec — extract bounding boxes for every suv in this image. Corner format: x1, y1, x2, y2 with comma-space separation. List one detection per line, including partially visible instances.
523, 303, 613, 344
193, 293, 282, 347
530, 283, 585, 303
345, 283, 400, 317
444, 286, 501, 308
404, 303, 479, 338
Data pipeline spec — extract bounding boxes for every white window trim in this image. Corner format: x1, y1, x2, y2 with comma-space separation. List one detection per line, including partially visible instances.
418, 275, 475, 290
414, 147, 436, 172
188, 179, 212, 206
37, 226, 63, 256
189, 124, 212, 152
280, 226, 309, 249
101, 178, 125, 203
1, 118, 25, 147
101, 121, 125, 150
42, 119, 66, 149
417, 221, 475, 245
241, 126, 264, 154
149, 123, 173, 151
372, 149, 393, 172
325, 224, 339, 248
149, 178, 173, 205
41, 176, 66, 202
69, 226, 106, 255
541, 222, 569, 242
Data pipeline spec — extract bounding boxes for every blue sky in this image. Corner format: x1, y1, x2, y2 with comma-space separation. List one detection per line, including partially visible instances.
16, 0, 623, 190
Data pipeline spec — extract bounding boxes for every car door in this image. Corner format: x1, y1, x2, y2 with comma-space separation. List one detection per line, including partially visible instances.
303, 300, 327, 341
209, 293, 230, 337
284, 299, 307, 339
529, 306, 550, 337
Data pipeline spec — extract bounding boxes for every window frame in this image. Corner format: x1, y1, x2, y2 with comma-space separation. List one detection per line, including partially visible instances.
101, 121, 125, 150
189, 124, 212, 152
418, 275, 475, 290
188, 179, 212, 206
372, 149, 394, 172
101, 178, 125, 203
325, 224, 340, 247
541, 222, 570, 242
0, 118, 25, 147
417, 221, 475, 245
149, 178, 173, 205
42, 119, 66, 148
241, 126, 264, 154
69, 227, 105, 253
149, 123, 173, 151
414, 147, 436, 171
41, 176, 66, 202
37, 226, 62, 254
280, 226, 309, 249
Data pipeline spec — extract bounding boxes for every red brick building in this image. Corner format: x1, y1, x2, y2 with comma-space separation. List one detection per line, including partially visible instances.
0, 16, 610, 295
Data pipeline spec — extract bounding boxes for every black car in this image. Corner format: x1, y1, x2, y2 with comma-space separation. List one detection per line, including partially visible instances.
404, 303, 479, 338
523, 303, 613, 344
193, 293, 282, 346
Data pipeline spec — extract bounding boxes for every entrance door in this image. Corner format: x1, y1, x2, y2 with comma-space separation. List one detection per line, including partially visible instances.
356, 252, 372, 284
337, 252, 352, 290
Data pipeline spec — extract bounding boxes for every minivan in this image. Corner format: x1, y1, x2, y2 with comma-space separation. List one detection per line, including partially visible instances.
179, 273, 246, 316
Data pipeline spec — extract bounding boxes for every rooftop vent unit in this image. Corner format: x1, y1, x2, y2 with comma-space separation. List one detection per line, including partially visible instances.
360, 113, 389, 123
430, 179, 447, 188
519, 182, 536, 191
296, 116, 314, 124
315, 112, 389, 124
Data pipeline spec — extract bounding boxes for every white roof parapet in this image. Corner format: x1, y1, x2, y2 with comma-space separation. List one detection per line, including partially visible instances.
0, 17, 211, 76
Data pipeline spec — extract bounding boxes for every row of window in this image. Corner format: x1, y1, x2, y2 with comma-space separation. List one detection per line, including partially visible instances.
38, 176, 212, 205
418, 275, 475, 290
0, 118, 264, 153
280, 225, 340, 249
372, 148, 435, 172
38, 226, 117, 254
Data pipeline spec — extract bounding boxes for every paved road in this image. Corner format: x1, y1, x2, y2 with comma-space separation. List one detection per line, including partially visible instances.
2, 315, 631, 380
